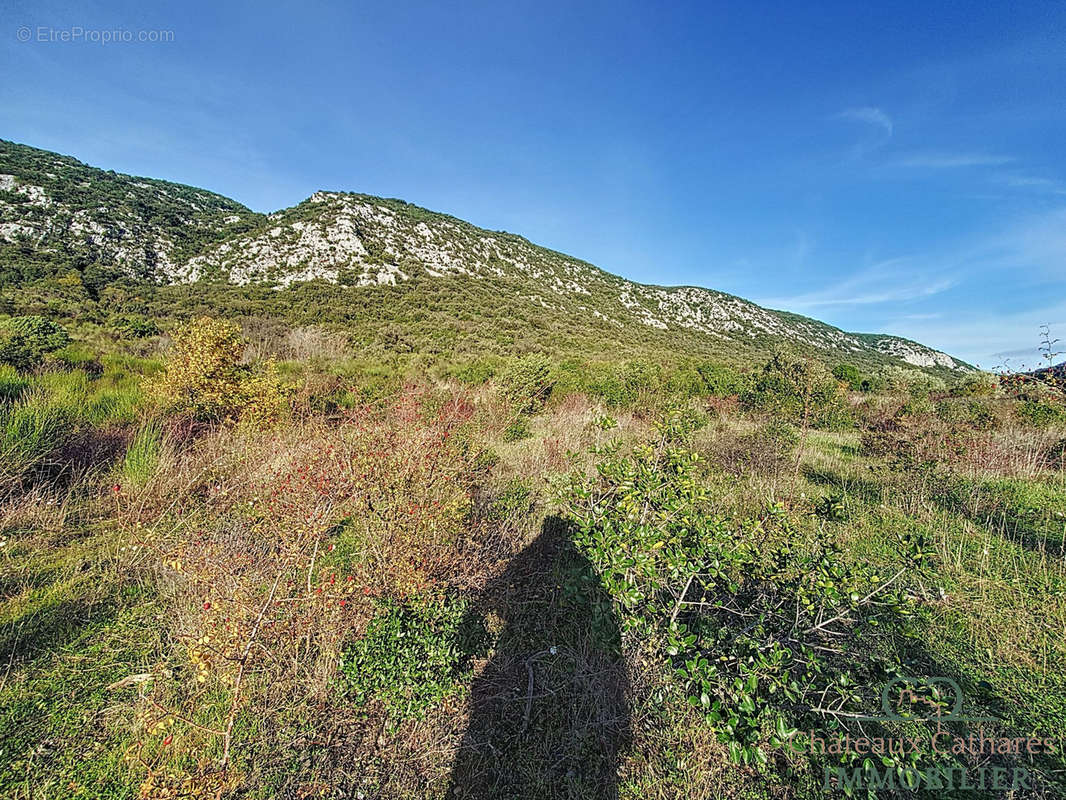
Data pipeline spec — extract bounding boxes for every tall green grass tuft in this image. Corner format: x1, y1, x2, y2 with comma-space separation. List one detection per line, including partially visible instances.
0, 367, 146, 487
121, 422, 164, 486
0, 364, 28, 403
0, 389, 72, 482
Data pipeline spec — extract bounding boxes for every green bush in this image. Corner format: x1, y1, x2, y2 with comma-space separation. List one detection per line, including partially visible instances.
110, 314, 161, 339
742, 354, 852, 430
497, 353, 553, 414
448, 357, 498, 385
694, 362, 748, 397
486, 478, 537, 522
564, 412, 922, 771
339, 594, 486, 719
1018, 399, 1066, 428
0, 316, 71, 370
5, 315, 71, 352
882, 366, 947, 397
583, 359, 663, 407
831, 363, 864, 391
950, 372, 998, 397
899, 394, 936, 418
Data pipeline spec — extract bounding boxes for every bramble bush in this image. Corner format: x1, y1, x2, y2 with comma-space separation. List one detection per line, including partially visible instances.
131, 387, 488, 795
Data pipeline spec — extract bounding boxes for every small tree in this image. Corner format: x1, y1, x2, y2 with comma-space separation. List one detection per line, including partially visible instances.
743, 354, 851, 430
149, 317, 250, 421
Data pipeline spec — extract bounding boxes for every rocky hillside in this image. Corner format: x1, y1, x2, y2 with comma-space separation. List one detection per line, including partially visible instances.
0, 140, 969, 371
0, 140, 261, 284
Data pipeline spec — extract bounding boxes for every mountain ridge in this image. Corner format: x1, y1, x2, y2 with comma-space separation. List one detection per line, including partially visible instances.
0, 139, 971, 372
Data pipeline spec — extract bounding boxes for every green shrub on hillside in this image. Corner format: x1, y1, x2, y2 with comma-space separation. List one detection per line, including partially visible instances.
882, 365, 947, 397
447, 357, 498, 385
742, 354, 852, 430
0, 315, 71, 370
583, 359, 663, 407
832, 363, 864, 391
110, 314, 161, 339
1019, 399, 1066, 428
950, 372, 998, 397
497, 353, 553, 414
694, 362, 748, 397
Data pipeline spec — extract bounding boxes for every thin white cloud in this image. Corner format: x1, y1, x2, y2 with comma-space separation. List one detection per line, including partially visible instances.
898, 152, 1014, 168
766, 208, 1066, 367
993, 172, 1066, 194
759, 257, 956, 311
884, 303, 1066, 371
836, 107, 894, 138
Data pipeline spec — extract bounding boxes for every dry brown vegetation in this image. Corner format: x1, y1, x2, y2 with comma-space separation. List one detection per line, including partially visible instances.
1, 321, 1065, 799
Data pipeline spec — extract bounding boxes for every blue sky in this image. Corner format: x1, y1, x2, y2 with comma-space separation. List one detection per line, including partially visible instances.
2, 0, 1065, 368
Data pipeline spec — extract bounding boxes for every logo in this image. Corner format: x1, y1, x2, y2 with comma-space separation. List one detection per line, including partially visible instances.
786, 676, 1050, 793
872, 676, 994, 723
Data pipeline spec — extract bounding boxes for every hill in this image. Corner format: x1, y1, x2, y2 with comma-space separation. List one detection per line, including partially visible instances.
0, 140, 969, 373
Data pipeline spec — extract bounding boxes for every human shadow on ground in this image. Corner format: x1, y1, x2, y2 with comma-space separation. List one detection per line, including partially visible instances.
447, 516, 630, 799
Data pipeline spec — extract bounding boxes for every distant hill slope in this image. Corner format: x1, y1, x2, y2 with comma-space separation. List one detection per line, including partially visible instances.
0, 140, 263, 282
0, 140, 971, 372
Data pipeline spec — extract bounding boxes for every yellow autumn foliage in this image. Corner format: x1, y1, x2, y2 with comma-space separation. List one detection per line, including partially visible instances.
148, 317, 290, 424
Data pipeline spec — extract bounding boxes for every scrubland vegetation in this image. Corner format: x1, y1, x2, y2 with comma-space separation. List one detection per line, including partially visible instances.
1, 313, 1064, 799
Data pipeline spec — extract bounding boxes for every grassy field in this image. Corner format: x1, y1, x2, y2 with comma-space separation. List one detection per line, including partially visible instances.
1, 317, 1064, 799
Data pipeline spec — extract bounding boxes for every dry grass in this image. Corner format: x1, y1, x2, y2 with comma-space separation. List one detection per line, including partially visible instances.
3, 353, 1066, 798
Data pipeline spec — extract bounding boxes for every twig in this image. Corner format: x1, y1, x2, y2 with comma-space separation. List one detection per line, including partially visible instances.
521, 661, 535, 733
669, 573, 696, 626
803, 568, 905, 635
106, 672, 154, 691
220, 570, 283, 770
810, 707, 875, 720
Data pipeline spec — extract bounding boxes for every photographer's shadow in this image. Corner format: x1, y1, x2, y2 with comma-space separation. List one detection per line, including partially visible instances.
448, 516, 630, 799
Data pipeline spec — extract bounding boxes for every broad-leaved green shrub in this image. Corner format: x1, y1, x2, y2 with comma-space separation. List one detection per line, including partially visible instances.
339, 594, 485, 719
0, 315, 70, 370
565, 410, 927, 778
